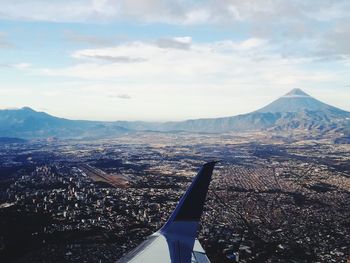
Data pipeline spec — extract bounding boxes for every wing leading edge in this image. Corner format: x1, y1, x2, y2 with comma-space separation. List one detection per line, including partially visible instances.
116, 162, 217, 263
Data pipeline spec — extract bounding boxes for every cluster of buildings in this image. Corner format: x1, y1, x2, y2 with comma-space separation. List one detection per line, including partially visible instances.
0, 137, 349, 262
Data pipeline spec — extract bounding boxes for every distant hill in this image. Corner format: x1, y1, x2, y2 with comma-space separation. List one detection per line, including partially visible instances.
0, 137, 27, 144
0, 107, 129, 139
1, 89, 349, 138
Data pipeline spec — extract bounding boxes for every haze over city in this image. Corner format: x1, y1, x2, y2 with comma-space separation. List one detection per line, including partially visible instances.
1, 0, 350, 121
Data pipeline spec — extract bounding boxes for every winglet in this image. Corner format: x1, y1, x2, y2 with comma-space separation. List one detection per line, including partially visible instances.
116, 162, 217, 263
160, 161, 217, 234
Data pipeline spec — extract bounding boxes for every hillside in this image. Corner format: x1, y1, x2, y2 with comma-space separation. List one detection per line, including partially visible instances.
0, 107, 129, 139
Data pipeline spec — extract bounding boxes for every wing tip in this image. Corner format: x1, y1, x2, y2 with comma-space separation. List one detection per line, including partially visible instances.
203, 160, 219, 167
162, 161, 217, 229
202, 160, 219, 172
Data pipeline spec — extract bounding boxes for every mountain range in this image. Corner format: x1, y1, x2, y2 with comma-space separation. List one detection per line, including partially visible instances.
1, 89, 349, 139
0, 107, 128, 139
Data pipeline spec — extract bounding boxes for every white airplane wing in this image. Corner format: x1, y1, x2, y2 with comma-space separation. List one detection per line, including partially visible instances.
116, 162, 217, 263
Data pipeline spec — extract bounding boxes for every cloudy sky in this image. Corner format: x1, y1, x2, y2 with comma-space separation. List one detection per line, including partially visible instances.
0, 0, 349, 121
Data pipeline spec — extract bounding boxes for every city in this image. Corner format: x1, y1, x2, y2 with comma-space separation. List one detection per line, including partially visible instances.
1, 132, 349, 262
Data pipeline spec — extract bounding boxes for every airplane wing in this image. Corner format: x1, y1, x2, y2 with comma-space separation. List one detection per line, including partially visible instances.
116, 161, 217, 263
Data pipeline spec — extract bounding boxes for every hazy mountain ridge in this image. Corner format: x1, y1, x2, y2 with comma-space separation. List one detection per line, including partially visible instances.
119, 89, 350, 133
0, 107, 129, 139
1, 89, 349, 138
158, 89, 350, 133
158, 111, 350, 133
0, 137, 27, 144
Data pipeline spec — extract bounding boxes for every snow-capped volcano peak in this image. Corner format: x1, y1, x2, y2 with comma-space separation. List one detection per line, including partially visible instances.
282, 88, 311, 98
256, 88, 345, 114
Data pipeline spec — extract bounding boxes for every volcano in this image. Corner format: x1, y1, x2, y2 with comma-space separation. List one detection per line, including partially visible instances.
257, 88, 348, 115
156, 88, 350, 133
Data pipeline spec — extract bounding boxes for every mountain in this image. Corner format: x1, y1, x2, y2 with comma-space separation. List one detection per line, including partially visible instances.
1, 89, 349, 138
157, 88, 350, 133
0, 107, 129, 139
257, 88, 343, 113
0, 137, 27, 144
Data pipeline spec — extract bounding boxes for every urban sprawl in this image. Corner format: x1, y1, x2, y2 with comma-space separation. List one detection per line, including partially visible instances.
0, 132, 349, 263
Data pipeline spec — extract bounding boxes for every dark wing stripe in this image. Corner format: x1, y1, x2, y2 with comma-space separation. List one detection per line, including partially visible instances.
164, 161, 216, 223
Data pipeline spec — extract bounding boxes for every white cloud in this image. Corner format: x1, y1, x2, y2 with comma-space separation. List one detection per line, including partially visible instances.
157, 36, 192, 50
0, 1, 347, 25
2, 1, 350, 61
42, 38, 271, 81
0, 0, 119, 22
40, 38, 338, 86
32, 37, 350, 121
0, 62, 31, 70
14, 63, 32, 69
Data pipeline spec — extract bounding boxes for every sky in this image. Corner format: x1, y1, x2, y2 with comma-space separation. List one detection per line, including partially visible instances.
0, 0, 349, 121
